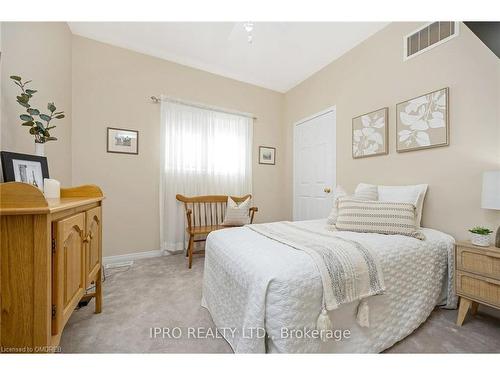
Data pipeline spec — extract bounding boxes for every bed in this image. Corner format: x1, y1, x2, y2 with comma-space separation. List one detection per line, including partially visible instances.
201, 219, 457, 353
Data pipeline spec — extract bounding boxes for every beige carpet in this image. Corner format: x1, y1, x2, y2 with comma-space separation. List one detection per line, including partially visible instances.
60, 254, 500, 353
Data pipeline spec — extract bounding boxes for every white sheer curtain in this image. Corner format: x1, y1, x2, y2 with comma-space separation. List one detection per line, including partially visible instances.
159, 100, 253, 252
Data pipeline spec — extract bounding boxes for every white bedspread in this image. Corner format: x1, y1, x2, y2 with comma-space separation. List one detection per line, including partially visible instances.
201, 219, 457, 353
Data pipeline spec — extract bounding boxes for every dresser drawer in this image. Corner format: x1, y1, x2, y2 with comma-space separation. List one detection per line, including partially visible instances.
456, 246, 500, 280
456, 270, 500, 308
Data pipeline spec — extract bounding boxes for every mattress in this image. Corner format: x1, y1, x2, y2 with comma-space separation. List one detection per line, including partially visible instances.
201, 219, 457, 353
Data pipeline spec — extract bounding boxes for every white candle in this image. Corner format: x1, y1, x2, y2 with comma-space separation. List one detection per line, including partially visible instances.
43, 178, 60, 199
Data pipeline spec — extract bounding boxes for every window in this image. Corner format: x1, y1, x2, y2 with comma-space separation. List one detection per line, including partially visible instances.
164, 109, 252, 177
159, 99, 253, 251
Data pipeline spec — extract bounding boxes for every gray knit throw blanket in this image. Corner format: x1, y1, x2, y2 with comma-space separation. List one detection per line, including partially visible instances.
247, 221, 386, 339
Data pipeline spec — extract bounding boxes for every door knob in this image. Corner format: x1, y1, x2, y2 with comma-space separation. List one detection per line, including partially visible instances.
324, 187, 331, 193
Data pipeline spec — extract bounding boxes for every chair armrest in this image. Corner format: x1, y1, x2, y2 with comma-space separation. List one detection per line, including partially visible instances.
249, 207, 258, 224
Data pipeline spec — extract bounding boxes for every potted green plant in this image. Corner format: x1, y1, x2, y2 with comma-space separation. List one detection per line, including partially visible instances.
469, 226, 493, 247
10, 75, 65, 156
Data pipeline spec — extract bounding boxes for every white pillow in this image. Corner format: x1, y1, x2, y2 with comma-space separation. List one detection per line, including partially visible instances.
326, 184, 377, 226
354, 183, 378, 200
377, 184, 428, 227
222, 197, 251, 226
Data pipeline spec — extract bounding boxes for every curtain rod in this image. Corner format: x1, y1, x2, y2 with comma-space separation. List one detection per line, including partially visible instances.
151, 96, 257, 120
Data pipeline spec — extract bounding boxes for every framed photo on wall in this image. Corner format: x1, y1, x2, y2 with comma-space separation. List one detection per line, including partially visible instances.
352, 107, 389, 159
259, 146, 276, 165
396, 87, 449, 152
106, 127, 139, 155
0, 151, 49, 190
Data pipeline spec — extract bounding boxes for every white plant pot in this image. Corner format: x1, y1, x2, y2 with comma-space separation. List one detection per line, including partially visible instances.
471, 233, 491, 247
35, 142, 45, 156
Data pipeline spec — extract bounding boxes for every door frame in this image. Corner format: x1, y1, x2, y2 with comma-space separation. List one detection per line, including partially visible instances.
293, 105, 336, 221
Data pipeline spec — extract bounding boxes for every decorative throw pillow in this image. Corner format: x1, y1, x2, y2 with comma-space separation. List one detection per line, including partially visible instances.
326, 186, 348, 225
326, 184, 378, 225
335, 197, 425, 240
222, 197, 251, 226
354, 183, 378, 201
377, 184, 428, 227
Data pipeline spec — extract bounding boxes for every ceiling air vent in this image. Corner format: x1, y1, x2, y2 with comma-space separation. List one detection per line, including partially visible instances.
404, 22, 459, 60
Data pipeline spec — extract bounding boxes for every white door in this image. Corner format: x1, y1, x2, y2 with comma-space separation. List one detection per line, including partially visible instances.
293, 108, 336, 221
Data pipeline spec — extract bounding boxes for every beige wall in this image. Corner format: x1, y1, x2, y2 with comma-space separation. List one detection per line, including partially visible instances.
71, 36, 286, 257
284, 22, 500, 240
2, 22, 498, 257
1, 22, 72, 185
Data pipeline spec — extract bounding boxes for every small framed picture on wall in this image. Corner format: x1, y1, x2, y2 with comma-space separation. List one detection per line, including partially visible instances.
259, 146, 276, 165
107, 127, 139, 155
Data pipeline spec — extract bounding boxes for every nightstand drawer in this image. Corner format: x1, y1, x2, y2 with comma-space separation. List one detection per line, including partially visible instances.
456, 270, 500, 308
456, 246, 500, 279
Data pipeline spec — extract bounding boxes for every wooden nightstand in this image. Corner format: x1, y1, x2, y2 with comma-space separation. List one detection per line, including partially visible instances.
455, 241, 500, 326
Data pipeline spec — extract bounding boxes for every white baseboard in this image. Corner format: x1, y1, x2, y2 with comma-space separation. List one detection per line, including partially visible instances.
103, 249, 166, 266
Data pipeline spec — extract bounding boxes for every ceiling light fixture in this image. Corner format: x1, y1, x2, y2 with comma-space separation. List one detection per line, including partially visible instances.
244, 22, 254, 44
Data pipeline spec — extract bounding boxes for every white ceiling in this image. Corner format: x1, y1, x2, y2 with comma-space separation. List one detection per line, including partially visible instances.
68, 22, 388, 93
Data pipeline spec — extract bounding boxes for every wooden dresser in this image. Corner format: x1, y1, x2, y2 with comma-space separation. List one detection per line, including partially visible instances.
455, 241, 500, 326
0, 182, 104, 353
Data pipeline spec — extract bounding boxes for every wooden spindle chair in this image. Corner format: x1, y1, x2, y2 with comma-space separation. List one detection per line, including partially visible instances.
176, 194, 258, 268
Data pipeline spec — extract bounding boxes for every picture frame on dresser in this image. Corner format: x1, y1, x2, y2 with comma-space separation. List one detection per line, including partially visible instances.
0, 151, 49, 190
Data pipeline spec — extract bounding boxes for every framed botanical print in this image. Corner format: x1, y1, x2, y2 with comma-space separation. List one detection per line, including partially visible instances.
107, 127, 139, 155
352, 107, 388, 159
259, 146, 276, 165
396, 87, 449, 152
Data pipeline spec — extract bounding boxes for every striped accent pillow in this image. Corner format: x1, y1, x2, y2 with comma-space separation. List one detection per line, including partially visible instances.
335, 198, 425, 240
222, 197, 251, 226
326, 185, 377, 226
